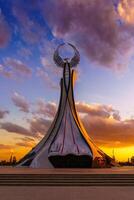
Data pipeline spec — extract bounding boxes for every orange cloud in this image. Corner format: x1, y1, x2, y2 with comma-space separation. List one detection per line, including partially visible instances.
0, 144, 14, 150
118, 0, 134, 24
0, 101, 134, 161
80, 110, 134, 148
76, 102, 120, 120
15, 136, 36, 148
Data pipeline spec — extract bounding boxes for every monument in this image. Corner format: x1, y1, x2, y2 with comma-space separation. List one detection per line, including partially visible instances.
17, 43, 112, 168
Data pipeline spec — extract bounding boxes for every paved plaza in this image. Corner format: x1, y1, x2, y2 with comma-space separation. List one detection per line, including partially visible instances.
0, 167, 134, 200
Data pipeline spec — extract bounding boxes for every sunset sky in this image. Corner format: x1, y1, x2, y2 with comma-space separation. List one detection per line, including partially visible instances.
0, 0, 134, 162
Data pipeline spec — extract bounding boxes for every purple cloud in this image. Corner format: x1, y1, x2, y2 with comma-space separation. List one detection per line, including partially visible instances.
29, 117, 52, 136
36, 68, 59, 90
0, 122, 32, 136
12, 2, 47, 44
4, 58, 32, 76
0, 109, 9, 119
17, 47, 32, 58
11, 92, 30, 113
34, 99, 57, 118
0, 57, 32, 80
41, 0, 134, 71
0, 12, 11, 48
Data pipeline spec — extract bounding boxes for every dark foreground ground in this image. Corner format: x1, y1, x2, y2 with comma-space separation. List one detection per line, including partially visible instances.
0, 167, 134, 200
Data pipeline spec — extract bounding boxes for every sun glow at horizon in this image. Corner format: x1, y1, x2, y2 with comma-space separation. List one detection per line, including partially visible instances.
0, 143, 134, 162
101, 146, 134, 162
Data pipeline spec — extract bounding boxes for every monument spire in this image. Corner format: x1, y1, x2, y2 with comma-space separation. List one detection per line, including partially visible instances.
17, 43, 112, 168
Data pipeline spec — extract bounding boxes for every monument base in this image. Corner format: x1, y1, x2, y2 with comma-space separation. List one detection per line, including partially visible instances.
48, 154, 93, 168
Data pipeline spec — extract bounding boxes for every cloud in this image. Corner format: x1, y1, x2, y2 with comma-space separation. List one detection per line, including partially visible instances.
4, 58, 32, 76
82, 115, 134, 147
15, 142, 33, 148
37, 40, 62, 89
0, 12, 11, 47
17, 47, 32, 58
76, 102, 120, 120
41, 56, 61, 77
36, 68, 59, 90
0, 144, 14, 150
75, 102, 134, 147
29, 101, 133, 148
34, 99, 57, 118
0, 109, 9, 119
11, 92, 30, 113
118, 0, 134, 25
0, 58, 32, 79
0, 122, 32, 137
5, 0, 134, 72
29, 117, 52, 137
1, 99, 134, 148
0, 117, 51, 139
12, 1, 47, 44
0, 64, 13, 78
41, 0, 134, 71
30, 101, 134, 147
20, 136, 35, 142
15, 136, 36, 147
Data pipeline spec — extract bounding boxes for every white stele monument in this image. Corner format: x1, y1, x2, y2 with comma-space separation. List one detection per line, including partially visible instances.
17, 43, 113, 168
